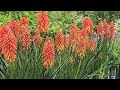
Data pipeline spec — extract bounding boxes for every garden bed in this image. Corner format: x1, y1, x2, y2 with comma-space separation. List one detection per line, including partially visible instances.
0, 11, 120, 79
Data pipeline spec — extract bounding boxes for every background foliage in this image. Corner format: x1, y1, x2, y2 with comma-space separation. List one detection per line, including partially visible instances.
0, 11, 120, 33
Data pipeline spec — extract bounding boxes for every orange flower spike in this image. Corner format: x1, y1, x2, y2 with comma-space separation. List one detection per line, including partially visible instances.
69, 24, 79, 46
1, 27, 17, 62
103, 19, 108, 31
80, 40, 86, 55
42, 37, 55, 69
55, 29, 65, 51
97, 22, 103, 36
19, 25, 32, 50
0, 25, 11, 56
110, 21, 115, 38
79, 29, 88, 41
104, 25, 111, 39
9, 19, 20, 39
76, 29, 87, 54
37, 11, 50, 33
83, 17, 94, 35
33, 33, 42, 47
89, 20, 94, 35
88, 39, 95, 52
64, 35, 70, 49
0, 26, 9, 44
19, 17, 29, 26
83, 16, 91, 31
77, 38, 86, 56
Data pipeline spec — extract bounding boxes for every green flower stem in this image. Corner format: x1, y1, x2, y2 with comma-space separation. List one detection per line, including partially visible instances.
74, 56, 82, 79
9, 62, 14, 79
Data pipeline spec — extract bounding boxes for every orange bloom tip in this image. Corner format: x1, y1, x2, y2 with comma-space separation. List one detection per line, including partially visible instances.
83, 16, 94, 35
68, 59, 73, 64
9, 19, 20, 39
104, 25, 111, 39
69, 23, 79, 48
83, 16, 90, 30
110, 21, 115, 38
103, 19, 108, 30
37, 11, 50, 33
97, 22, 103, 37
68, 57, 73, 64
20, 17, 29, 25
88, 39, 95, 52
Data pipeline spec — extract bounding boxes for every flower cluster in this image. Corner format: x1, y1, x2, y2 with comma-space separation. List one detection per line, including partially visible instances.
0, 12, 115, 71
97, 19, 115, 39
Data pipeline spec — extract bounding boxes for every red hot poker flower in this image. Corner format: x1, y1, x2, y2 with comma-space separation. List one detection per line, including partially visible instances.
69, 24, 79, 49
9, 19, 20, 39
42, 37, 55, 69
19, 17, 29, 26
103, 19, 108, 31
104, 25, 111, 39
79, 29, 88, 41
0, 25, 10, 45
1, 26, 17, 62
69, 24, 79, 52
83, 17, 94, 35
83, 16, 90, 31
19, 25, 32, 50
37, 11, 50, 33
33, 31, 42, 47
77, 38, 86, 56
64, 35, 70, 49
75, 29, 88, 55
89, 20, 94, 35
97, 22, 104, 37
110, 21, 115, 38
88, 39, 95, 52
55, 29, 65, 51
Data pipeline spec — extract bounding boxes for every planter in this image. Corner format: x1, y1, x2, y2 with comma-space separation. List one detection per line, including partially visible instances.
108, 65, 120, 79
109, 67, 116, 79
